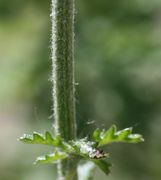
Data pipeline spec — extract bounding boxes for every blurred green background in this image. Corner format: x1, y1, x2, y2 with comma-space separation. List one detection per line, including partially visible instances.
0, 0, 161, 179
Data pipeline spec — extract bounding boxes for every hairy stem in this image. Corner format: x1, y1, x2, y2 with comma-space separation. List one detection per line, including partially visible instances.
51, 0, 77, 179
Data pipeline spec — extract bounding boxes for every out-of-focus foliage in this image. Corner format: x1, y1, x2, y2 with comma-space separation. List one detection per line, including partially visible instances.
0, 0, 161, 180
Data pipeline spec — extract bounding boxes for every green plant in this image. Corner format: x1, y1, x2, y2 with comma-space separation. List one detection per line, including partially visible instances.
19, 125, 143, 177
19, 0, 144, 179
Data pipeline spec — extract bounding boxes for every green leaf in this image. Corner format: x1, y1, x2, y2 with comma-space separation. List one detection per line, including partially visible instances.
35, 152, 68, 164
115, 128, 132, 140
19, 132, 62, 146
126, 134, 144, 143
45, 131, 54, 144
33, 132, 44, 143
92, 159, 111, 175
19, 126, 144, 176
19, 132, 44, 144
51, 135, 62, 146
98, 125, 117, 146
92, 129, 101, 141
19, 132, 74, 153
92, 125, 144, 147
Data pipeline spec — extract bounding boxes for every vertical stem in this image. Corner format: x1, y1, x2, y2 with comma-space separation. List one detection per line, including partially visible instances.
51, 0, 77, 179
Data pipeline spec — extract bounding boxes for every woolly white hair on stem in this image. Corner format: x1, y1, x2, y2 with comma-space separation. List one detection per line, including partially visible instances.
51, 0, 77, 179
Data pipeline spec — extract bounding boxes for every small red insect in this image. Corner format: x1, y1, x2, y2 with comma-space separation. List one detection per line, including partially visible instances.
93, 150, 105, 159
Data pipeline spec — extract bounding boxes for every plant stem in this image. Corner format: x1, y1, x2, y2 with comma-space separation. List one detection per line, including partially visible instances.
51, 0, 77, 179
